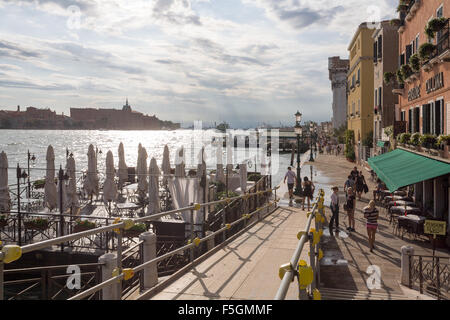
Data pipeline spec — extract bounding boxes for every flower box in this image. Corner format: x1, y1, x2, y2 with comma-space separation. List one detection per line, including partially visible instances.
24, 219, 49, 231
73, 223, 96, 233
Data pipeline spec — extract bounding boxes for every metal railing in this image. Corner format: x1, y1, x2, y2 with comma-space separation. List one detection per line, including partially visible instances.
430, 18, 450, 61
0, 182, 278, 300
274, 189, 325, 300
408, 254, 450, 300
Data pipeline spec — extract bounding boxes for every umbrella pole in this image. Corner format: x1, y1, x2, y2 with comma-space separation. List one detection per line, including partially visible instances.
16, 164, 22, 246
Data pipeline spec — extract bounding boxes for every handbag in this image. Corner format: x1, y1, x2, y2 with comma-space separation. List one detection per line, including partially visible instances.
363, 184, 369, 193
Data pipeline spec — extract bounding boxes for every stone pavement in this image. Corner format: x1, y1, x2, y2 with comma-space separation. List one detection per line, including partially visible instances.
310, 154, 449, 299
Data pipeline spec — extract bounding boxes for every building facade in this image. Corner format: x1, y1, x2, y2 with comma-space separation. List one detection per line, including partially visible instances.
347, 23, 376, 160
328, 56, 349, 129
397, 0, 449, 136
373, 21, 400, 153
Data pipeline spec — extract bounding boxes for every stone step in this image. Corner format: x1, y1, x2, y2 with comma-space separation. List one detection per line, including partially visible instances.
320, 287, 407, 300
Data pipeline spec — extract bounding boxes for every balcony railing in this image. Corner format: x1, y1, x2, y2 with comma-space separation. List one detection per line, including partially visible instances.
427, 19, 450, 62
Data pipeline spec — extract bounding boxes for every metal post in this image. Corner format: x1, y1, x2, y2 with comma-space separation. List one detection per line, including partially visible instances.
436, 257, 440, 300
190, 205, 194, 262
27, 150, 31, 199
419, 256, 423, 294
139, 231, 158, 289
0, 244, 4, 300
16, 164, 22, 246
205, 231, 214, 251
295, 134, 302, 196
309, 233, 316, 292
98, 253, 120, 300
59, 166, 64, 252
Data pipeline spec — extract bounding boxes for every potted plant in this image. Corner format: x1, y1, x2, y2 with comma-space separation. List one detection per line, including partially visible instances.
409, 53, 421, 73
400, 64, 413, 80
409, 133, 422, 150
399, 132, 411, 146
437, 135, 450, 158
247, 173, 262, 182
419, 43, 436, 61
419, 134, 438, 153
390, 18, 402, 26
384, 72, 395, 85
33, 179, 45, 190
428, 17, 448, 33
73, 219, 97, 233
24, 217, 49, 231
396, 1, 408, 13
123, 223, 147, 238
396, 69, 405, 85
0, 214, 7, 229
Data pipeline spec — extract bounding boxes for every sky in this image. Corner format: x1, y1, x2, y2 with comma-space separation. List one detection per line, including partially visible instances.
0, 0, 398, 128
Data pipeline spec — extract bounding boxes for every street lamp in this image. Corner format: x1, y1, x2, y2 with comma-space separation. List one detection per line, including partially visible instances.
309, 123, 315, 162
27, 150, 36, 198
294, 111, 303, 196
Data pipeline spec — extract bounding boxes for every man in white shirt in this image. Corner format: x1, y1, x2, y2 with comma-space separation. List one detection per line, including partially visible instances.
284, 167, 297, 201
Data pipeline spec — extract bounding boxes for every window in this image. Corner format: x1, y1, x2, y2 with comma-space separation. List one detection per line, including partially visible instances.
401, 111, 406, 122
358, 99, 360, 115
375, 89, 378, 106
357, 69, 360, 83
399, 53, 405, 67
378, 87, 382, 107
373, 41, 378, 62
423, 104, 431, 134
352, 102, 355, 115
352, 74, 355, 87
406, 44, 412, 63
435, 99, 444, 135
378, 35, 382, 59
408, 109, 412, 133
415, 107, 420, 133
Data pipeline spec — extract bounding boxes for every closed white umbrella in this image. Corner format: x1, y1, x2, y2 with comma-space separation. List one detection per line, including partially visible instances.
148, 157, 160, 215
196, 147, 206, 179
83, 144, 99, 201
239, 162, 247, 193
103, 151, 117, 203
65, 156, 79, 213
0, 151, 10, 213
162, 145, 171, 184
118, 142, 128, 189
216, 138, 225, 183
226, 134, 233, 172
175, 146, 185, 178
44, 145, 57, 211
137, 145, 148, 196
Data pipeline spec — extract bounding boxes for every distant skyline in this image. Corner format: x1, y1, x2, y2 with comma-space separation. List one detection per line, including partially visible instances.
0, 0, 397, 128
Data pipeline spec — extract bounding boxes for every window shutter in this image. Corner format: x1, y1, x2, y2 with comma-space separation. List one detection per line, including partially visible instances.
379, 87, 382, 107
373, 42, 378, 61
378, 35, 382, 59
406, 45, 412, 63
409, 109, 412, 133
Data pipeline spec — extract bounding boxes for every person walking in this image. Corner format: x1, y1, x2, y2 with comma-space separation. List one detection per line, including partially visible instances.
355, 171, 365, 200
344, 175, 354, 199
345, 187, 356, 232
373, 179, 385, 201
329, 186, 340, 235
350, 166, 359, 180
363, 200, 379, 252
284, 167, 297, 202
302, 176, 315, 210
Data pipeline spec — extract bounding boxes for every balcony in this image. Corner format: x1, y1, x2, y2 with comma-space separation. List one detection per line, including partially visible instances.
405, 72, 420, 84
405, 0, 421, 22
423, 19, 450, 68
392, 84, 404, 95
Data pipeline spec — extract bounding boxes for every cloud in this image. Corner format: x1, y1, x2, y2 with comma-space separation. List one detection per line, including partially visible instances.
0, 40, 41, 59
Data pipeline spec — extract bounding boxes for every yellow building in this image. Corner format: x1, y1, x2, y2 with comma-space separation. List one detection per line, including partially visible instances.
347, 23, 375, 149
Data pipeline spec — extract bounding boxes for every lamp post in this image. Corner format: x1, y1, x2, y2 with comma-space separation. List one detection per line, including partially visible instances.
27, 150, 36, 198
294, 111, 303, 196
309, 123, 315, 162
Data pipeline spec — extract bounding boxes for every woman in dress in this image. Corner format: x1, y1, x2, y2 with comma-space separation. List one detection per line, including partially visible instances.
346, 187, 356, 232
363, 200, 379, 252
302, 176, 315, 211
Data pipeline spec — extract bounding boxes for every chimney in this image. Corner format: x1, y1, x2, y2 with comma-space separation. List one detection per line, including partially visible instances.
17, 105, 20, 112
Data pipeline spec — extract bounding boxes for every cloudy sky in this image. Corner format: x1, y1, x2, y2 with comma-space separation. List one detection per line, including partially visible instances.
0, 0, 397, 128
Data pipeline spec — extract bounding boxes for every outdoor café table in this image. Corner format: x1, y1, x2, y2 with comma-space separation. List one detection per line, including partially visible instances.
114, 202, 143, 218
122, 183, 138, 201
396, 214, 426, 239
389, 205, 422, 224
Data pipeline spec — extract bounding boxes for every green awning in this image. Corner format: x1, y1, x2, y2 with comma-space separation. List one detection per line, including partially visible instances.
368, 149, 450, 192
377, 140, 388, 148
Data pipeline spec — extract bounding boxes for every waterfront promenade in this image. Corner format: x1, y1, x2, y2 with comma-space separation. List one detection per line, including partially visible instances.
134, 152, 448, 300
